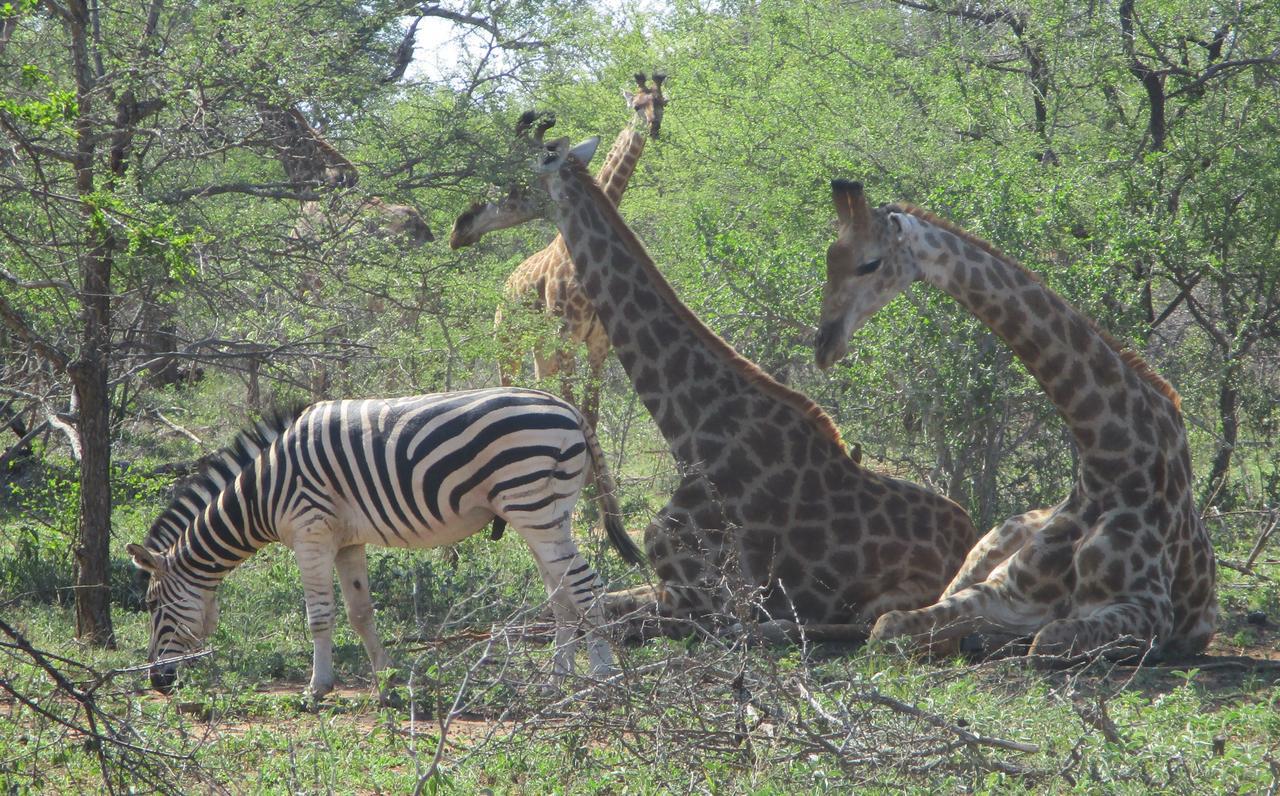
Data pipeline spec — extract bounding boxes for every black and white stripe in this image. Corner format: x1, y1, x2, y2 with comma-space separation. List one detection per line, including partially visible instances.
141, 406, 301, 556
129, 388, 643, 698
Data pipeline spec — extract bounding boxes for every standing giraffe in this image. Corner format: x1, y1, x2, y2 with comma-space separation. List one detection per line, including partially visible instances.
449, 74, 668, 428
452, 116, 978, 631
814, 180, 1216, 659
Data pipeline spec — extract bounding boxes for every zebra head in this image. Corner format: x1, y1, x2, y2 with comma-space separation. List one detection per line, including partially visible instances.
127, 543, 220, 693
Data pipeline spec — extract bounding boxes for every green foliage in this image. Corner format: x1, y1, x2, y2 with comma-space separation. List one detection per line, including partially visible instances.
0, 64, 76, 131
1, 0, 1279, 789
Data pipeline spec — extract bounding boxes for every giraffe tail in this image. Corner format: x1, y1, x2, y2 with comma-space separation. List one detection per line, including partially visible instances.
580, 415, 646, 567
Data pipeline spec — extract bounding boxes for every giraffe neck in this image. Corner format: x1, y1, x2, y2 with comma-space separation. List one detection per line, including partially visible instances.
503, 125, 646, 297
594, 125, 647, 206
169, 465, 278, 588
504, 247, 559, 297
912, 213, 1178, 463
550, 159, 844, 451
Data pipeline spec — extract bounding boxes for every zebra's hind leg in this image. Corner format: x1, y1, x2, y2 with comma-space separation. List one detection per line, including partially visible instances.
294, 538, 340, 701
521, 519, 618, 689
335, 545, 396, 703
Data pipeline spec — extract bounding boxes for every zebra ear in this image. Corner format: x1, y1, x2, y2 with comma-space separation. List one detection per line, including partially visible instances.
127, 543, 164, 575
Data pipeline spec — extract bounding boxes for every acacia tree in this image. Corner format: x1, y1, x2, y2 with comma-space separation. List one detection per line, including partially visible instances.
0, 0, 570, 644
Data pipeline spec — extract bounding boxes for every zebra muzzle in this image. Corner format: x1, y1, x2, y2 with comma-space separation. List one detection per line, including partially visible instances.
150, 664, 178, 694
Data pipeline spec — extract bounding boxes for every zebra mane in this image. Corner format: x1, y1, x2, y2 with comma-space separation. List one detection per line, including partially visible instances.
142, 405, 305, 555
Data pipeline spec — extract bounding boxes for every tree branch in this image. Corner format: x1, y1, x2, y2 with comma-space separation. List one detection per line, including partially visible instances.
0, 291, 70, 370
159, 181, 328, 202
0, 265, 75, 292
1167, 47, 1280, 100
416, 4, 547, 49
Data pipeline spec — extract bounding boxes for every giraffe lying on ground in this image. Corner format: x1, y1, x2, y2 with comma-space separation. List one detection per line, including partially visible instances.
449, 74, 668, 428
452, 114, 979, 636
815, 180, 1216, 659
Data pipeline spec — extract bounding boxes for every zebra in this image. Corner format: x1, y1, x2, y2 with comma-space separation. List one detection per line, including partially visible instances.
138, 408, 297, 559
128, 388, 645, 699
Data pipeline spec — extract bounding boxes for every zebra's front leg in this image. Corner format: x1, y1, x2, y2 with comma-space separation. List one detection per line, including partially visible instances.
523, 524, 617, 687
335, 545, 395, 700
294, 539, 340, 701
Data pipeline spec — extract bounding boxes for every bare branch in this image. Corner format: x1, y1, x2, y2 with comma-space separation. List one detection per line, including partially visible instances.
0, 290, 70, 370
416, 4, 547, 49
1167, 47, 1280, 100
0, 265, 75, 292
160, 181, 328, 203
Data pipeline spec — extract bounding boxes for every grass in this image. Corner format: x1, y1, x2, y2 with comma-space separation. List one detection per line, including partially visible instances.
2, 512, 1278, 794
1, 395, 1278, 793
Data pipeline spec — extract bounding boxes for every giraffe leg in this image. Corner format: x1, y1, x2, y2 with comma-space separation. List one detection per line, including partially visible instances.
580, 326, 609, 430
861, 574, 960, 618
493, 306, 522, 387
334, 545, 395, 699
532, 346, 560, 382
1030, 597, 1171, 661
600, 583, 660, 618
941, 507, 1055, 598
870, 579, 1049, 653
874, 516, 1083, 655
554, 340, 577, 412
1030, 515, 1177, 661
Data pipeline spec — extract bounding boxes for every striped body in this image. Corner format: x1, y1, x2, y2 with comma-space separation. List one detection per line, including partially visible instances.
130, 388, 642, 699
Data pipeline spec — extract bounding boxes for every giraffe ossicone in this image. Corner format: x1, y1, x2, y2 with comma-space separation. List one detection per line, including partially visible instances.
816, 180, 1217, 660
456, 113, 980, 635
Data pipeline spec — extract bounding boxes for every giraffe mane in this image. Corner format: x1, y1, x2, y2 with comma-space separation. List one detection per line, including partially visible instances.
895, 203, 1182, 412
565, 159, 848, 450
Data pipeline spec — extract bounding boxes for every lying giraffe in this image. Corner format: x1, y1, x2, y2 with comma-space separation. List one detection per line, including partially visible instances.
453, 116, 978, 632
449, 74, 668, 428
815, 180, 1217, 659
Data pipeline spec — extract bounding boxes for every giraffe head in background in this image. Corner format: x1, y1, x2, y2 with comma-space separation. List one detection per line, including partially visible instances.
625, 72, 668, 139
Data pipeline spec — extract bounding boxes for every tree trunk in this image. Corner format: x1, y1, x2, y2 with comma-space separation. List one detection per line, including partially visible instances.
67, 0, 114, 647
71, 358, 114, 647
1202, 360, 1240, 507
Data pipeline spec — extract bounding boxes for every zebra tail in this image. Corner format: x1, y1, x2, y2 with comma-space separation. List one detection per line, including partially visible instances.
489, 516, 507, 541
580, 416, 645, 567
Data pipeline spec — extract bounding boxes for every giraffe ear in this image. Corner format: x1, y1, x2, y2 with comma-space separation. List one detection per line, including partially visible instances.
622, 90, 635, 103
568, 137, 600, 165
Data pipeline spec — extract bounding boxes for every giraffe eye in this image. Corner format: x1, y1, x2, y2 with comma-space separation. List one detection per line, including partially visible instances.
856, 258, 883, 275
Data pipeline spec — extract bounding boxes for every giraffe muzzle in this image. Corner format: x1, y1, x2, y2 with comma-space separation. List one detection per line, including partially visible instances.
814, 321, 847, 370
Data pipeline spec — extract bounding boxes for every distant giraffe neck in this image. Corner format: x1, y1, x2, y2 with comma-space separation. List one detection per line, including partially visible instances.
504, 126, 646, 299
551, 159, 844, 450
505, 247, 559, 297
594, 126, 647, 206
908, 209, 1180, 460
171, 465, 278, 587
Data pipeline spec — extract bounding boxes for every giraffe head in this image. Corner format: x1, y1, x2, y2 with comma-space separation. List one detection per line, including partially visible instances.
624, 72, 668, 139
449, 111, 562, 248
814, 180, 925, 369
449, 111, 599, 247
